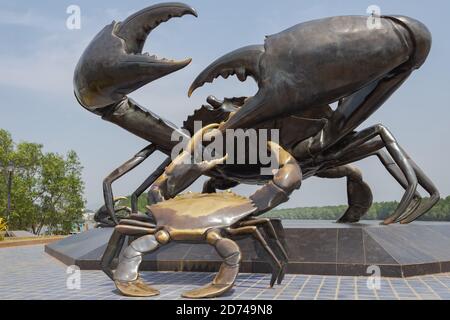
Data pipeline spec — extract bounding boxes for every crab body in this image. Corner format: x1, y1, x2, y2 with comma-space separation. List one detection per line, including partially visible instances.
149, 192, 256, 239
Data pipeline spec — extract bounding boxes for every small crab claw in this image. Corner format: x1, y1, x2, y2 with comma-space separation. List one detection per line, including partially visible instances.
186, 123, 221, 154
188, 123, 228, 171
153, 123, 226, 199
198, 154, 229, 171
74, 3, 197, 109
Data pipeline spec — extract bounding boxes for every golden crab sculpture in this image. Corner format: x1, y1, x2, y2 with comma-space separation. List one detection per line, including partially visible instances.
110, 191, 288, 298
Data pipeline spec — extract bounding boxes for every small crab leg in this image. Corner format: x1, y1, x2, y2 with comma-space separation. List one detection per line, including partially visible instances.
202, 178, 240, 194
100, 206, 156, 280
239, 218, 289, 284
182, 230, 241, 299
240, 218, 288, 260
114, 234, 161, 297
101, 229, 126, 280
227, 226, 283, 288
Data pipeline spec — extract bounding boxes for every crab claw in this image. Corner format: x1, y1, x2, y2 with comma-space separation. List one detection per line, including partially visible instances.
188, 45, 264, 97
74, 3, 197, 109
188, 44, 273, 129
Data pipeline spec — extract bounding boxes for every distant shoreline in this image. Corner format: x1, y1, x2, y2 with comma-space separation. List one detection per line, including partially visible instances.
265, 196, 450, 221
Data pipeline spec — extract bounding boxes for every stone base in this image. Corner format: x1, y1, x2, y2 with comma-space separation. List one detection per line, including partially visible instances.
45, 220, 450, 278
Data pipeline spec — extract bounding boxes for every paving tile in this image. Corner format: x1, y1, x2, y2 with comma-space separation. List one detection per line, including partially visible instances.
2, 245, 450, 300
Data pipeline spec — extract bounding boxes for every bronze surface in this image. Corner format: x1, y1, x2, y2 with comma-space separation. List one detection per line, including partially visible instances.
148, 192, 257, 231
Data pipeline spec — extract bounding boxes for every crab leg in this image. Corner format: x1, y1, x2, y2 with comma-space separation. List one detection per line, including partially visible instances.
376, 149, 422, 222
394, 150, 440, 224
101, 229, 126, 280
319, 134, 438, 224
324, 138, 422, 202
130, 157, 172, 213
114, 233, 161, 297
227, 226, 283, 287
237, 219, 289, 285
322, 124, 417, 225
102, 145, 157, 224
240, 218, 288, 261
202, 178, 240, 194
101, 218, 156, 279
373, 146, 440, 224
95, 197, 131, 227
316, 165, 373, 223
182, 230, 241, 299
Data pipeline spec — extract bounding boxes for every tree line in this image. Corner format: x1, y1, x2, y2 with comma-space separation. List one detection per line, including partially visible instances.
265, 196, 450, 221
128, 191, 450, 222
0, 129, 85, 235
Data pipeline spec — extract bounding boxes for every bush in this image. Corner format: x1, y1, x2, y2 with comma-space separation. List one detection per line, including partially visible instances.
0, 218, 7, 241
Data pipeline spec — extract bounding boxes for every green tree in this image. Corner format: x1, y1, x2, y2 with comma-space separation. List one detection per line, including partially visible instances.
0, 129, 85, 235
9, 141, 44, 231
0, 130, 14, 212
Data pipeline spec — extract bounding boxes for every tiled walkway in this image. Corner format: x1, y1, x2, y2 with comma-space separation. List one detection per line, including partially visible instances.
1, 245, 450, 300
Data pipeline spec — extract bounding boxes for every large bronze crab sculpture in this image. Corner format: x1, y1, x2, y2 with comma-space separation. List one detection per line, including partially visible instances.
73, 2, 440, 298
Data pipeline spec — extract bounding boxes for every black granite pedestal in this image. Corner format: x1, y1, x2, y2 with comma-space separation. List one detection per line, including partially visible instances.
45, 220, 450, 278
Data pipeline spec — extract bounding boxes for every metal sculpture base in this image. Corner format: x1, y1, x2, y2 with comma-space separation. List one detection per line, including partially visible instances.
45, 220, 450, 278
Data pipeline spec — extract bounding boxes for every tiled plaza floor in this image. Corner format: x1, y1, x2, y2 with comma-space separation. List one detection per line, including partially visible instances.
1, 245, 450, 300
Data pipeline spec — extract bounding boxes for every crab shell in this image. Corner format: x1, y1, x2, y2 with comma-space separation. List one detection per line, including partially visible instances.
147, 192, 256, 241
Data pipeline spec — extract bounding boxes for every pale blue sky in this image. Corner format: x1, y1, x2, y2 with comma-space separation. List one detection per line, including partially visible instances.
1, 1, 449, 210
